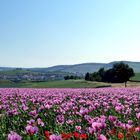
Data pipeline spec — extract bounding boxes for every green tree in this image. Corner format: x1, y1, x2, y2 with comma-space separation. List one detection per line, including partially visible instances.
92, 72, 101, 81
85, 72, 90, 81
64, 75, 69, 80
70, 75, 74, 79
112, 62, 135, 87
98, 68, 105, 81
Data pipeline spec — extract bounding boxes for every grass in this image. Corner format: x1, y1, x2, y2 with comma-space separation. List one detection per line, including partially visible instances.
0, 80, 30, 88
0, 80, 14, 87
110, 81, 140, 87
130, 73, 140, 81
1, 77, 140, 88
0, 80, 111, 88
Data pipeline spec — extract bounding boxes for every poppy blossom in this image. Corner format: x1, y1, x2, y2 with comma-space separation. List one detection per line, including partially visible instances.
118, 133, 124, 139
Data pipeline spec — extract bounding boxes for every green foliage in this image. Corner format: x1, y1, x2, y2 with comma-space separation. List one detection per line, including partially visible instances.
64, 75, 81, 80
85, 72, 90, 81
0, 69, 38, 76
112, 62, 134, 83
92, 72, 102, 81
85, 62, 135, 86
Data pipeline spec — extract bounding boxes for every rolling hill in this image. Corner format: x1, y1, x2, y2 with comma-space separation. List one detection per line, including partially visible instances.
29, 61, 140, 74
0, 61, 140, 74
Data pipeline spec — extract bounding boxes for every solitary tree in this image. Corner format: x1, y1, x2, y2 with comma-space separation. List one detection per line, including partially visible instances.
85, 62, 135, 87
112, 62, 135, 87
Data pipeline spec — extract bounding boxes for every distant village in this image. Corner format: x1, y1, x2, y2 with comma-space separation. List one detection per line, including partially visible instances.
0, 69, 83, 82
0, 71, 65, 82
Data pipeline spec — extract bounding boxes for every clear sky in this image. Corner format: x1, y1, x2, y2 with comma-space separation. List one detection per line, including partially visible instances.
0, 0, 140, 67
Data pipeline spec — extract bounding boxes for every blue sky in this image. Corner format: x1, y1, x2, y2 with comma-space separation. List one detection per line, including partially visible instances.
0, 0, 140, 67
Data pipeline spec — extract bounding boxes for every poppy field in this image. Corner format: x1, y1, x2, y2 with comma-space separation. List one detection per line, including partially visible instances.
0, 88, 140, 140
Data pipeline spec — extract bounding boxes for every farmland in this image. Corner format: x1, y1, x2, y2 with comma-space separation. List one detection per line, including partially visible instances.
1, 79, 140, 88
130, 73, 140, 81
0, 88, 140, 139
0, 80, 111, 88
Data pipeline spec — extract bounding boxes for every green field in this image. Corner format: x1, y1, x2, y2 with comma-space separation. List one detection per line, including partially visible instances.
0, 69, 37, 75
0, 72, 139, 88
0, 80, 111, 88
130, 73, 140, 81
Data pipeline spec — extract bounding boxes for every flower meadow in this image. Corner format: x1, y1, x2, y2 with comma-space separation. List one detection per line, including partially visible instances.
0, 88, 140, 140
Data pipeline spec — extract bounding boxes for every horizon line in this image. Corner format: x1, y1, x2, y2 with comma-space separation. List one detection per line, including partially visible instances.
0, 60, 140, 69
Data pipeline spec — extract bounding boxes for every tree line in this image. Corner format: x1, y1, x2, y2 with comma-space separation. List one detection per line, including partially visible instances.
64, 75, 81, 80
85, 62, 135, 87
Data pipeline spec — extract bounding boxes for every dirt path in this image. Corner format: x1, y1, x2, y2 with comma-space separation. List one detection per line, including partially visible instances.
111, 81, 140, 88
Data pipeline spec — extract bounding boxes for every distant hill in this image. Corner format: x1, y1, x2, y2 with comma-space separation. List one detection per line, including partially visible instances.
30, 63, 105, 74
29, 61, 140, 74
106, 61, 140, 73
0, 67, 15, 71
0, 61, 140, 74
